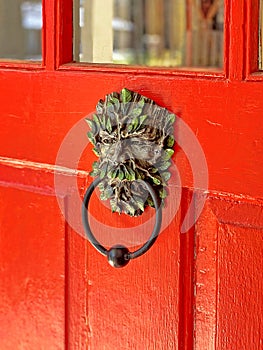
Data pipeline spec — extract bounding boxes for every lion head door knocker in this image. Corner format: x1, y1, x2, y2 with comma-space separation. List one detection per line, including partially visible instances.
82, 88, 175, 268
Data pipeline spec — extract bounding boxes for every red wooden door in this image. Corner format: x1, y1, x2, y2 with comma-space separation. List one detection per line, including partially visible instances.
0, 1, 263, 349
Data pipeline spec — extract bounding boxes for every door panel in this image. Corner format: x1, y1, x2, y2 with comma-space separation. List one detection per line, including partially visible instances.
217, 224, 263, 349
195, 196, 263, 349
0, 183, 65, 349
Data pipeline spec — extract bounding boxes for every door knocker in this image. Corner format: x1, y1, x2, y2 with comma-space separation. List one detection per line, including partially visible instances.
82, 88, 175, 267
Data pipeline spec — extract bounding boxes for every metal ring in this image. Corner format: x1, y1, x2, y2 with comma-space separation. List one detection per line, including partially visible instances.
82, 177, 162, 264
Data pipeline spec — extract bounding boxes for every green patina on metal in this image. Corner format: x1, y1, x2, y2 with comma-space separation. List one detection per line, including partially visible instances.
86, 88, 175, 216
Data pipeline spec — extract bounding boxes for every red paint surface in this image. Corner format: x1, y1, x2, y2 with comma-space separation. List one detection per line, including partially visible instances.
0, 187, 65, 349
0, 0, 263, 349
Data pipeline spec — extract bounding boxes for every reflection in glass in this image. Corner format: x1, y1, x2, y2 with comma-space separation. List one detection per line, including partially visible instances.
74, 0, 224, 68
0, 0, 42, 61
260, 0, 263, 69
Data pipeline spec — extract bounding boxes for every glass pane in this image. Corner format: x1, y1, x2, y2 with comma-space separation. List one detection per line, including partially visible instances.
0, 0, 42, 61
74, 0, 224, 68
259, 0, 263, 69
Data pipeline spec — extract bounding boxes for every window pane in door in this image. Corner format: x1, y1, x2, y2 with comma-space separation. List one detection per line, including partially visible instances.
0, 0, 42, 61
74, 0, 224, 68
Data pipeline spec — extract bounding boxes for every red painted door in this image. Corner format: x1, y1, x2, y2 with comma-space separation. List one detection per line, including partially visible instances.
0, 1, 263, 349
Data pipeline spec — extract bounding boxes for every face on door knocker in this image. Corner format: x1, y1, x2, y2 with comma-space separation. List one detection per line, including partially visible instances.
82, 88, 175, 268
